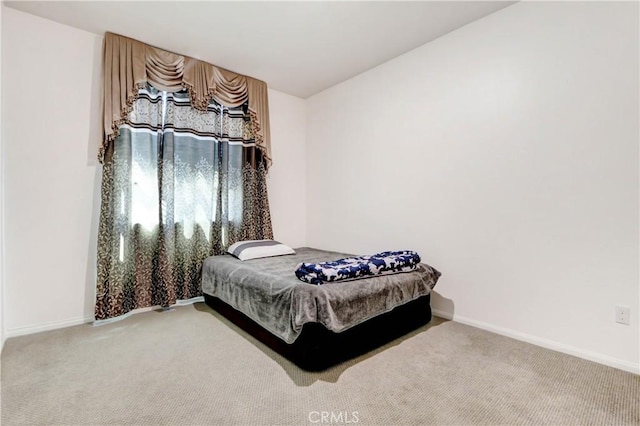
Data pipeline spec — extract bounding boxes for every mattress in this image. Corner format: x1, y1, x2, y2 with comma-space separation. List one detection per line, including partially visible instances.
201, 247, 441, 344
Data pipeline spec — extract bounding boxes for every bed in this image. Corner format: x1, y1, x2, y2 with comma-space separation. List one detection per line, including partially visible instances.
201, 247, 441, 370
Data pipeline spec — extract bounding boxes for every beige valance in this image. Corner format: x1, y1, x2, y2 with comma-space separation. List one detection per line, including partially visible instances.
101, 32, 271, 167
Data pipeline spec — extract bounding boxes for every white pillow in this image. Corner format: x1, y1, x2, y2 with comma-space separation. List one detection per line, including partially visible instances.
227, 240, 295, 261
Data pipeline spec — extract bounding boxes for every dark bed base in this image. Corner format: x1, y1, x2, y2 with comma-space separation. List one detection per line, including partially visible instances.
203, 293, 432, 371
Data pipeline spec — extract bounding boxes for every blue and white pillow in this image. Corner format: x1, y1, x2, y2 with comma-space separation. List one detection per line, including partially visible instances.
295, 250, 421, 284
227, 240, 295, 261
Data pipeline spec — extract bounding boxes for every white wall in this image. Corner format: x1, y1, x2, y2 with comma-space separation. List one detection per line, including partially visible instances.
1, 7, 307, 335
306, 2, 639, 373
3, 8, 104, 334
267, 89, 307, 248
0, 3, 5, 351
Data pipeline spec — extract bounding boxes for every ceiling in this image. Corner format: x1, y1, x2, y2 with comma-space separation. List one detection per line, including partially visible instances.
5, 1, 515, 98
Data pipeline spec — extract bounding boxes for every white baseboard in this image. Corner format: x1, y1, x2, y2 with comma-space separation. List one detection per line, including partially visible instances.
93, 296, 204, 326
432, 309, 639, 375
7, 296, 206, 336
6, 315, 93, 338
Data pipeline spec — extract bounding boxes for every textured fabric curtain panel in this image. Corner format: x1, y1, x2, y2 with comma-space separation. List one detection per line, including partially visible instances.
95, 85, 273, 321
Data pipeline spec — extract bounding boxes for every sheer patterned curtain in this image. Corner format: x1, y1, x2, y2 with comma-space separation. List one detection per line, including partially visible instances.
95, 85, 272, 320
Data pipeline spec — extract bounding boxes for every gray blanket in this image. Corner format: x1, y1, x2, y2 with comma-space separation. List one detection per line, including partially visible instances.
201, 247, 441, 343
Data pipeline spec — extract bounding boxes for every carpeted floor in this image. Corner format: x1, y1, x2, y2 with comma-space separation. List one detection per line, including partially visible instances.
1, 302, 638, 425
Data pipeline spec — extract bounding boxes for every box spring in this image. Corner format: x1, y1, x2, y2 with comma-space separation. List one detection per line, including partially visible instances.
203, 293, 432, 371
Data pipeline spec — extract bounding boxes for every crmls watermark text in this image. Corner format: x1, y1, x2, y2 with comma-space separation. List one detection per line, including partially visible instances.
308, 411, 360, 424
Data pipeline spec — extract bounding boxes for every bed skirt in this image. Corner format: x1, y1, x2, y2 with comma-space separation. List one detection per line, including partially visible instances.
203, 293, 432, 371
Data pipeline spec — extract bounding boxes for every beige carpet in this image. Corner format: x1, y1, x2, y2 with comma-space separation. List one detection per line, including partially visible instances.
1, 303, 638, 425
